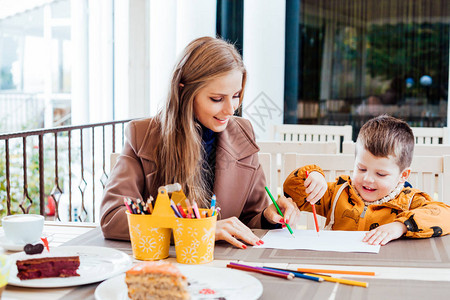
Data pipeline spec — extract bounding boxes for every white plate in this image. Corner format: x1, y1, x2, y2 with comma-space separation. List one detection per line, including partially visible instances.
8, 246, 132, 288
0, 233, 54, 252
95, 265, 263, 300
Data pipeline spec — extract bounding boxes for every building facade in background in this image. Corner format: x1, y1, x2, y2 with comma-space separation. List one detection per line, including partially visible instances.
0, 0, 449, 140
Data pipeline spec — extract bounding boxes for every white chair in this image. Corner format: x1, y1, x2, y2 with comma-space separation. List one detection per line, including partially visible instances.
414, 144, 450, 156
343, 140, 450, 156
282, 153, 450, 229
257, 141, 338, 197
270, 124, 353, 144
411, 127, 449, 144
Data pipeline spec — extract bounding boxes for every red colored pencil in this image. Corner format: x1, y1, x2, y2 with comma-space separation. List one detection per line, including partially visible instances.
306, 171, 320, 236
176, 204, 187, 218
124, 198, 133, 214
227, 263, 294, 280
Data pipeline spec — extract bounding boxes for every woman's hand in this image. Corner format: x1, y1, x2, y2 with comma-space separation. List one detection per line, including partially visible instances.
263, 195, 301, 228
363, 222, 407, 245
304, 171, 327, 204
215, 217, 263, 249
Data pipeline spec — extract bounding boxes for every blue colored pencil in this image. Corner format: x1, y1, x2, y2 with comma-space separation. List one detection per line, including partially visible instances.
170, 200, 183, 218
211, 194, 216, 216
264, 267, 324, 282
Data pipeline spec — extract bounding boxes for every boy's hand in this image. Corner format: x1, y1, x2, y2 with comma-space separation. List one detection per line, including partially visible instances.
363, 221, 407, 245
263, 195, 301, 227
304, 171, 327, 204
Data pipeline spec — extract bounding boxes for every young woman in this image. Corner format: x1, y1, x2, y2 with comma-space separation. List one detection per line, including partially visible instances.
100, 36, 300, 249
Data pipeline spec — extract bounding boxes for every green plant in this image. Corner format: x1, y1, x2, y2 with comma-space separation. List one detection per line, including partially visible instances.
0, 136, 67, 217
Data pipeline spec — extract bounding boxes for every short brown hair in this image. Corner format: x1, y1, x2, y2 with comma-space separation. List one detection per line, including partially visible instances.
356, 115, 414, 170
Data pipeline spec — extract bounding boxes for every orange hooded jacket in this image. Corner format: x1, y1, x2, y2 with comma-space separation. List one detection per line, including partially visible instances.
283, 165, 450, 238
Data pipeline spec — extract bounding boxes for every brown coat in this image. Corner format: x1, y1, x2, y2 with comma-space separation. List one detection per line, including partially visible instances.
100, 117, 269, 240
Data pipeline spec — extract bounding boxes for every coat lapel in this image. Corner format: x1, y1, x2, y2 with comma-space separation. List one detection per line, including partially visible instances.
214, 118, 260, 219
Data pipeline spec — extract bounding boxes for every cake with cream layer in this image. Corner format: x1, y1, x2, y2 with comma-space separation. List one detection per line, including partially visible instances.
125, 261, 190, 300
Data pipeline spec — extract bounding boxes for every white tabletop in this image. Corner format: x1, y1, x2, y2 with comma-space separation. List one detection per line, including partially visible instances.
3, 223, 450, 300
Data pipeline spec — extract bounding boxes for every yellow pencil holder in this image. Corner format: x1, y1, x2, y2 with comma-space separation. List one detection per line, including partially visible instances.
173, 209, 217, 264
126, 185, 217, 264
127, 214, 172, 260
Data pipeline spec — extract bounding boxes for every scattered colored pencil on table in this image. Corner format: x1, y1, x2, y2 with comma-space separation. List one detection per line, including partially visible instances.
304, 273, 369, 287
297, 268, 375, 276
226, 262, 295, 280
226, 263, 368, 287
263, 267, 324, 282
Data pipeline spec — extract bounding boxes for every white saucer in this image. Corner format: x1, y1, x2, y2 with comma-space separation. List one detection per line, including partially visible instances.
0, 234, 54, 252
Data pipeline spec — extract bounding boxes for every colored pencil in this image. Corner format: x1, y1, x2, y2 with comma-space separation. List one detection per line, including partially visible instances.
297, 268, 375, 276
141, 203, 148, 214
137, 199, 145, 214
211, 194, 216, 216
170, 200, 183, 218
176, 204, 187, 218
124, 198, 133, 214
263, 267, 324, 282
227, 263, 294, 280
192, 200, 201, 219
213, 207, 221, 217
304, 273, 369, 287
185, 199, 194, 218
127, 198, 137, 214
131, 203, 139, 214
264, 186, 295, 237
170, 205, 182, 218
305, 171, 320, 236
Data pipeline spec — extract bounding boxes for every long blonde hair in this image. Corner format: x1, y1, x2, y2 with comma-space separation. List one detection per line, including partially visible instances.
153, 36, 247, 206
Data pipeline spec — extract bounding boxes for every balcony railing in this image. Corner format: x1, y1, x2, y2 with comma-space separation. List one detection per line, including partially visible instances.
0, 119, 132, 222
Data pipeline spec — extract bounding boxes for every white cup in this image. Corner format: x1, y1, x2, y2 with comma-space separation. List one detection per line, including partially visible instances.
1, 214, 44, 244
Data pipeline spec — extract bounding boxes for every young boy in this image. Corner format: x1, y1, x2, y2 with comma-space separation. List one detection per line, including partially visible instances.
283, 115, 450, 245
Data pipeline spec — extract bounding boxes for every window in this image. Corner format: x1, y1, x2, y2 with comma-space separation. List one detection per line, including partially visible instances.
0, 0, 73, 132
285, 0, 449, 136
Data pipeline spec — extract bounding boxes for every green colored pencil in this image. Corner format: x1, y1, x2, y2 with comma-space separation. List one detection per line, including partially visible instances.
264, 186, 295, 238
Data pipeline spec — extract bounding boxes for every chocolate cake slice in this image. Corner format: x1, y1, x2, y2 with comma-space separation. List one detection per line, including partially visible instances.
16, 256, 80, 280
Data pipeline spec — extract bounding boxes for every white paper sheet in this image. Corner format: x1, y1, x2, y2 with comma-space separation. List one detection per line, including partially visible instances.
255, 229, 380, 253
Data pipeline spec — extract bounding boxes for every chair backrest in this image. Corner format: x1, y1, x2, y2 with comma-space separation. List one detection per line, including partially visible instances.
283, 153, 355, 183
257, 141, 338, 197
282, 153, 450, 205
343, 141, 450, 156
414, 144, 450, 156
270, 124, 353, 144
411, 127, 449, 144
342, 141, 355, 154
